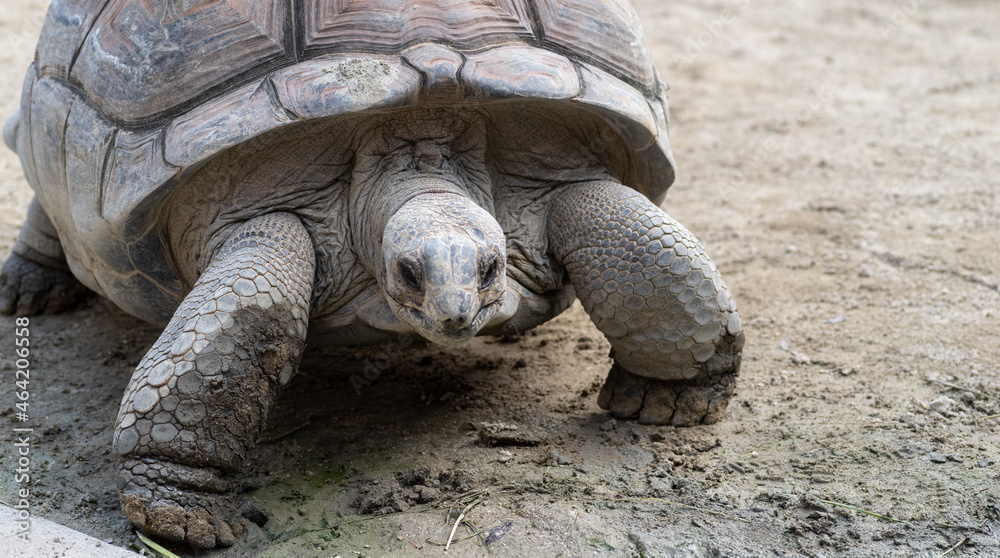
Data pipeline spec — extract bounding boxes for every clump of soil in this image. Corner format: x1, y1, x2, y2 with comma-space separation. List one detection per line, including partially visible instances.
356, 468, 475, 515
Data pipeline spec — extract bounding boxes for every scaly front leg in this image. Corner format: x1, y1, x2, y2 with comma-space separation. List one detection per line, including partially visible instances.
548, 181, 744, 426
114, 213, 314, 548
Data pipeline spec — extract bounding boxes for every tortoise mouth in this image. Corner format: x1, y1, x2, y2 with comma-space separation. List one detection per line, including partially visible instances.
390, 295, 504, 346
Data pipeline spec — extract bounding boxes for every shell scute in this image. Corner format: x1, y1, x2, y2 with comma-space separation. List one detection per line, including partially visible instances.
534, 0, 655, 92
461, 45, 579, 101
574, 63, 658, 152
272, 56, 421, 119
15, 66, 39, 194
28, 77, 70, 221
36, 0, 111, 79
64, 96, 116, 293
165, 80, 293, 168
403, 44, 465, 101
300, 0, 535, 54
70, 0, 291, 123
103, 128, 177, 241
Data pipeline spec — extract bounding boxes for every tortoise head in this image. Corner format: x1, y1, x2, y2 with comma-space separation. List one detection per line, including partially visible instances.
382, 193, 506, 345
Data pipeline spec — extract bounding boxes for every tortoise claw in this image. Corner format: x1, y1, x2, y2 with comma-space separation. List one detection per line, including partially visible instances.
118, 458, 243, 549
597, 363, 736, 426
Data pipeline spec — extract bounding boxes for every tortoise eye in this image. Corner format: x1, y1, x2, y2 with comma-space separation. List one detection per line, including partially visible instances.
481, 258, 498, 288
398, 259, 423, 292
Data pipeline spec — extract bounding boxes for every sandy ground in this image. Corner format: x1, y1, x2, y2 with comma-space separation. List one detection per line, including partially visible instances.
1, 0, 999, 557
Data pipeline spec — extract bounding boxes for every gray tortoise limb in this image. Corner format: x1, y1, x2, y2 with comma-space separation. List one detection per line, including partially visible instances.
0, 196, 90, 315
114, 212, 314, 548
547, 181, 744, 426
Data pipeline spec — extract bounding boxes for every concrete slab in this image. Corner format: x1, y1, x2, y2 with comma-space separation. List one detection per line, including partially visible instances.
0, 505, 144, 558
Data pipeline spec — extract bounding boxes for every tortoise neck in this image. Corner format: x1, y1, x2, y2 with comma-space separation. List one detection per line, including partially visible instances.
349, 109, 494, 279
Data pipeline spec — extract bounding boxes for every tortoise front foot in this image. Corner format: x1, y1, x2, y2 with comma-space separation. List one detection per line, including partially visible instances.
114, 213, 314, 548
0, 252, 89, 315
118, 458, 239, 548
547, 181, 744, 426
597, 364, 736, 426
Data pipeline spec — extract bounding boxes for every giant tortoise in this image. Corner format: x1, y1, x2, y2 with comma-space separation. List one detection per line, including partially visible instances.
0, 0, 744, 548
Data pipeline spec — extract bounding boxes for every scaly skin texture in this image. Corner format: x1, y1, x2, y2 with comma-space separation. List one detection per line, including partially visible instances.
0, 197, 89, 315
114, 212, 314, 548
548, 181, 744, 425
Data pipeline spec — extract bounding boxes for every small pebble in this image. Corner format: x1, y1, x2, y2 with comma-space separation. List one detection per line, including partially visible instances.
549, 449, 573, 465
929, 453, 961, 463
790, 351, 811, 365
724, 462, 747, 474
419, 486, 440, 503
927, 396, 957, 414
498, 450, 513, 463
485, 521, 513, 547
652, 464, 673, 476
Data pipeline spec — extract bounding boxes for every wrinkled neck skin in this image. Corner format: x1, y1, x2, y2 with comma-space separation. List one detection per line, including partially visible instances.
350, 109, 507, 345
350, 109, 493, 275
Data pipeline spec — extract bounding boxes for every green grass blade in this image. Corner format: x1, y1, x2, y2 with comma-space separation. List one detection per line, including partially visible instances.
135, 531, 183, 558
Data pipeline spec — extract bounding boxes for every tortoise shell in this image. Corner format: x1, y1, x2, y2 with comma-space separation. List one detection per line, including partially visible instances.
12, 0, 675, 324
